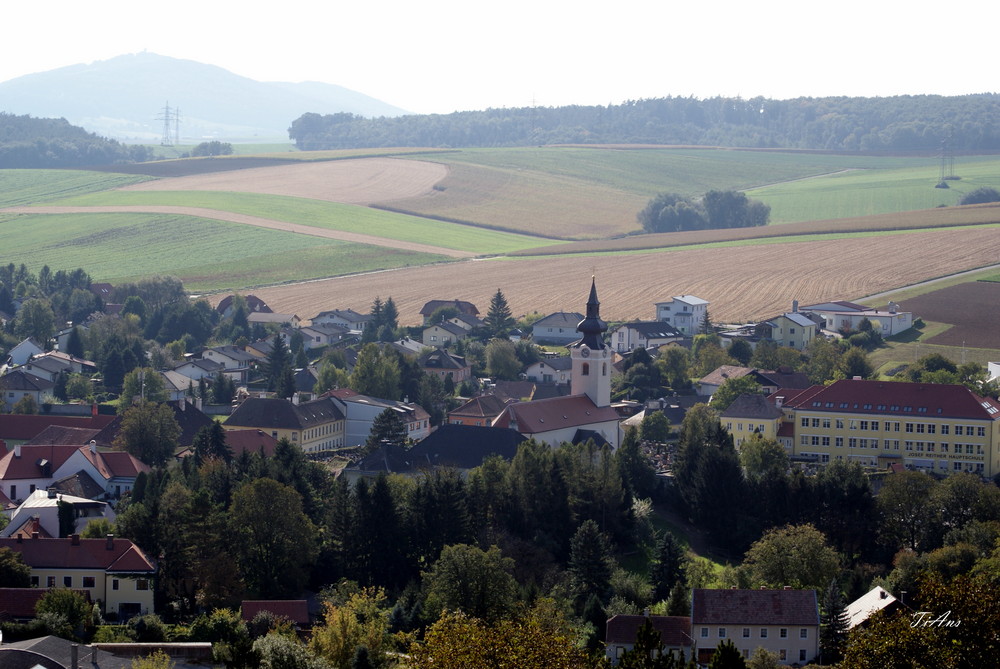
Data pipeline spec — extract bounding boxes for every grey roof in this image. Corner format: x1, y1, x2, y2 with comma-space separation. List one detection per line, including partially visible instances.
720, 393, 783, 420
532, 311, 584, 329
419, 349, 468, 370
619, 321, 682, 338
534, 356, 573, 371
769, 312, 816, 328
1, 369, 55, 391
225, 397, 344, 430
353, 425, 525, 473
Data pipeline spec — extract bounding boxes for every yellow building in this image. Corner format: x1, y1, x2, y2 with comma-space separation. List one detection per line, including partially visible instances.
722, 394, 785, 446
768, 379, 1000, 477
0, 535, 156, 618
224, 397, 346, 454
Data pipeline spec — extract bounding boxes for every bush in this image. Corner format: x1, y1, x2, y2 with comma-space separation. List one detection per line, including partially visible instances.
959, 187, 1000, 205
129, 613, 169, 642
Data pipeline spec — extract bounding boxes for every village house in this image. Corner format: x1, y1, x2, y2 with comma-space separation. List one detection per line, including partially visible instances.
224, 397, 346, 455
325, 388, 432, 447
0, 534, 156, 619
654, 295, 709, 335
293, 322, 351, 350
422, 320, 470, 348
200, 345, 257, 384
754, 312, 817, 350
605, 614, 691, 664
216, 294, 272, 318
6, 338, 45, 366
248, 311, 301, 328
448, 394, 513, 427
0, 369, 55, 407
419, 299, 480, 325
311, 308, 371, 334
524, 356, 573, 385
1, 489, 116, 539
609, 321, 684, 353
529, 311, 584, 345
722, 394, 786, 446
0, 440, 149, 503
418, 348, 471, 384
799, 300, 914, 336
172, 357, 227, 383
691, 588, 820, 665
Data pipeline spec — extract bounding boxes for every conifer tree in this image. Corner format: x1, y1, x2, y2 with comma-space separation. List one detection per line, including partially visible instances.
819, 577, 850, 664
484, 288, 514, 339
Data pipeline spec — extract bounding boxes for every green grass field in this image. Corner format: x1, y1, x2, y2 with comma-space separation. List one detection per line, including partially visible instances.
749, 156, 1000, 223
48, 190, 553, 255
0, 170, 152, 207
0, 212, 445, 292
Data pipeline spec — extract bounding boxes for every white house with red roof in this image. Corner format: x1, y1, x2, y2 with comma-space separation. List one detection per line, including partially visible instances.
493, 280, 621, 449
0, 441, 149, 504
0, 534, 156, 618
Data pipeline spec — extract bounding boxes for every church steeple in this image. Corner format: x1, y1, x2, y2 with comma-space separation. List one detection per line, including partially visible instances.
570, 277, 611, 407
575, 277, 607, 350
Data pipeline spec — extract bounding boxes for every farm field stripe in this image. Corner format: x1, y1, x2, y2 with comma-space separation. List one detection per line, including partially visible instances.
0, 205, 475, 259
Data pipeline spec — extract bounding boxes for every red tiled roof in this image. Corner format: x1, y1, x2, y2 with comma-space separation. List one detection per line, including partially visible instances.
0, 537, 155, 572
606, 614, 692, 647
692, 589, 819, 626
0, 415, 116, 442
225, 429, 279, 458
492, 395, 620, 434
96, 451, 150, 478
781, 379, 1000, 420
242, 600, 310, 625
0, 588, 90, 620
0, 445, 81, 480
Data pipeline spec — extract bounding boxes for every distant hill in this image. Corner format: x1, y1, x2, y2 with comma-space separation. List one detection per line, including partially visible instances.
0, 52, 410, 142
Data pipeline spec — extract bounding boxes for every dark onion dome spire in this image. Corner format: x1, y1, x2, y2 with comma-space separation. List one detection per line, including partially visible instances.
575, 277, 608, 350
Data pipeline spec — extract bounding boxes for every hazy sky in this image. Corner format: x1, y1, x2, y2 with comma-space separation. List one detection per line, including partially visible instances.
4, 1, 996, 115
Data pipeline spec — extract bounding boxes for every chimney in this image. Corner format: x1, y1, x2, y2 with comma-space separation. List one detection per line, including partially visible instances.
792, 300, 799, 313
760, 586, 766, 590
71, 644, 78, 669
731, 586, 737, 589
880, 590, 888, 599
195, 396, 203, 411
91, 403, 98, 418
47, 488, 57, 499
774, 396, 784, 409
14, 443, 21, 458
90, 439, 97, 455
31, 531, 39, 540
71, 534, 80, 546
91, 647, 99, 663
106, 534, 114, 550
784, 585, 792, 590
16, 534, 22, 543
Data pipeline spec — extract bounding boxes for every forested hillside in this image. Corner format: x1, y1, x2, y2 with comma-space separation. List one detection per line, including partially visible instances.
289, 94, 1000, 152
0, 113, 155, 168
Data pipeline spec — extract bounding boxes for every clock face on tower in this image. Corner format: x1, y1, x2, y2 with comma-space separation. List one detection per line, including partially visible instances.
580, 346, 591, 358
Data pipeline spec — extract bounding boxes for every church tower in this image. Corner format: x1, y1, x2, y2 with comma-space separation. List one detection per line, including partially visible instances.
570, 278, 611, 407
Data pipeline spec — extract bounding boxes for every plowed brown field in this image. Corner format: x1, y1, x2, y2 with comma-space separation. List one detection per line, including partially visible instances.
227, 226, 1000, 326
901, 282, 1000, 348
120, 158, 448, 205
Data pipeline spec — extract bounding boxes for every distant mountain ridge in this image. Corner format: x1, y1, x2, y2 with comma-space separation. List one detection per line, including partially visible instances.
0, 52, 409, 142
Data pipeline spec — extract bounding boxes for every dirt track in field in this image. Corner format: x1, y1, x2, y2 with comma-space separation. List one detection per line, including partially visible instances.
222, 226, 1000, 326
118, 157, 449, 204
0, 205, 474, 259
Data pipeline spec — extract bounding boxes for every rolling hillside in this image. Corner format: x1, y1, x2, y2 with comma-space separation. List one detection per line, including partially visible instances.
2, 146, 998, 323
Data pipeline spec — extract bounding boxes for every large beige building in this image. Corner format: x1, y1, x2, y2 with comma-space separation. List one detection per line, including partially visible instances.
724, 379, 1000, 477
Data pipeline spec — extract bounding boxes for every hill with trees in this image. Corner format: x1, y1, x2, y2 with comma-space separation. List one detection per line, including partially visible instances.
289, 94, 1000, 152
0, 113, 154, 168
